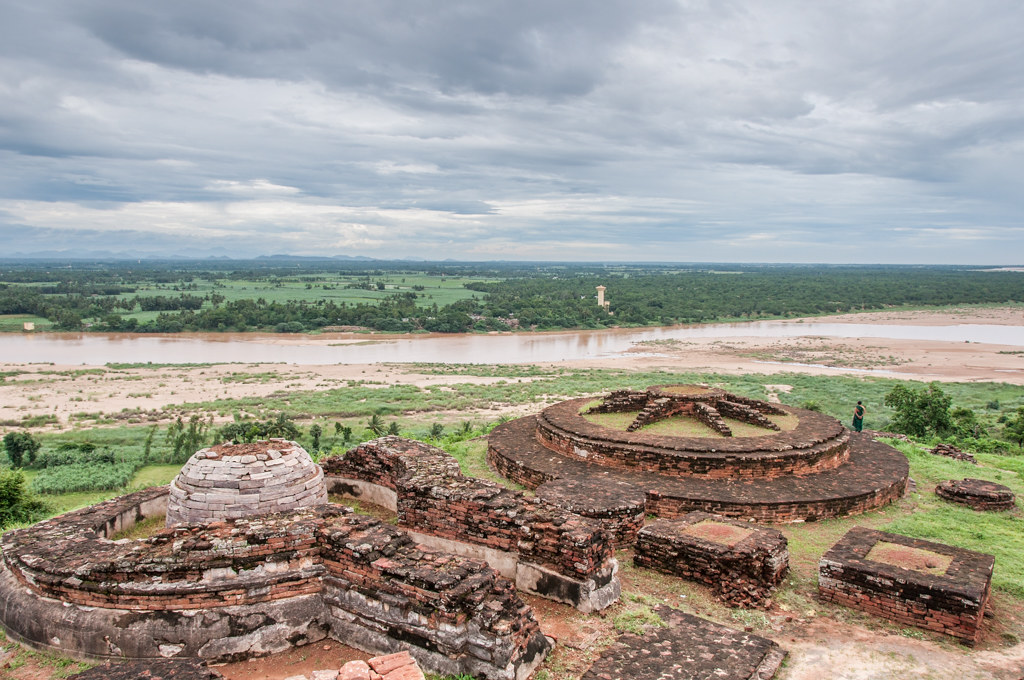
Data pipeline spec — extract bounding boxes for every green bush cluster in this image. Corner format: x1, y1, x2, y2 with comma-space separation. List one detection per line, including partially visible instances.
29, 462, 138, 495
0, 469, 48, 528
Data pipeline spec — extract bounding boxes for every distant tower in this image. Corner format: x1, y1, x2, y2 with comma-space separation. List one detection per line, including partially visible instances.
596, 285, 610, 311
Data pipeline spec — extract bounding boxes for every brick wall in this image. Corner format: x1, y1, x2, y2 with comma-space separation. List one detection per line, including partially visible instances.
538, 398, 849, 479
323, 437, 614, 582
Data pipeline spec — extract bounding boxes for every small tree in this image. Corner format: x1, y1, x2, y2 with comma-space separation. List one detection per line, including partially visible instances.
309, 424, 322, 452
1005, 407, 1024, 450
367, 414, 386, 437
951, 407, 984, 439
386, 421, 400, 436
166, 416, 210, 462
883, 382, 953, 438
0, 469, 47, 527
3, 432, 41, 469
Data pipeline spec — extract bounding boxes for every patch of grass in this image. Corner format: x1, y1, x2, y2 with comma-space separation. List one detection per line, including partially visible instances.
111, 514, 167, 541
106, 362, 216, 369
0, 314, 53, 332
582, 409, 797, 438
612, 604, 667, 635
130, 464, 182, 489
20, 413, 59, 427
221, 371, 282, 384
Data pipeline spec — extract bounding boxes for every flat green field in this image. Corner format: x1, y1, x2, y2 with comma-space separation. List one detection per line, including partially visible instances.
119, 273, 496, 311
0, 314, 53, 331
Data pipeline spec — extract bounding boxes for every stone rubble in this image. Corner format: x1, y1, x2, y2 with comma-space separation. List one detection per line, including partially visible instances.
929, 443, 978, 464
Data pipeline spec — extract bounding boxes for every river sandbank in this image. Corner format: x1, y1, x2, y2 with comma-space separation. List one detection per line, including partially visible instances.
1, 306, 1022, 433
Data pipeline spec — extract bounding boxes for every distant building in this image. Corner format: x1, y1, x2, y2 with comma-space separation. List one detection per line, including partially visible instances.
596, 285, 610, 311
22, 322, 35, 332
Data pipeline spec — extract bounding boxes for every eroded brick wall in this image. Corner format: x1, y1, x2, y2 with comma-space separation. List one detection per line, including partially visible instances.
538, 398, 850, 479
323, 437, 614, 582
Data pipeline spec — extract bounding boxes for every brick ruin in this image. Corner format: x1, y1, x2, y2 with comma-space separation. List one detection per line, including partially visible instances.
488, 384, 909, 523
533, 477, 646, 548
167, 439, 328, 525
818, 527, 995, 646
635, 512, 789, 608
935, 478, 1016, 511
320, 436, 620, 613
0, 484, 550, 679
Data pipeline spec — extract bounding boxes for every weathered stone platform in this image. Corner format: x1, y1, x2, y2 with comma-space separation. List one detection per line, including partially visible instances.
936, 478, 1016, 511
635, 512, 789, 608
0, 488, 550, 679
581, 606, 786, 680
818, 527, 995, 646
70, 651, 426, 680
489, 414, 908, 523
322, 436, 620, 613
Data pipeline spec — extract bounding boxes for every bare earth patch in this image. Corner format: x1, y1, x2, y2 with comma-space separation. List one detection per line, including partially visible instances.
681, 519, 755, 547
865, 541, 954, 575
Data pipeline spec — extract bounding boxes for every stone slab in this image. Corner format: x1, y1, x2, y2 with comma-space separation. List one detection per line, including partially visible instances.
581, 606, 785, 680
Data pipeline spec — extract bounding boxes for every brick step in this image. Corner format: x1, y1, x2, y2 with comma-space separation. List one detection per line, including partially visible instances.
488, 416, 908, 523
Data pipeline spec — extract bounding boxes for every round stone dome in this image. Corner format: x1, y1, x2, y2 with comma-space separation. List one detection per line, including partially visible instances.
166, 439, 328, 526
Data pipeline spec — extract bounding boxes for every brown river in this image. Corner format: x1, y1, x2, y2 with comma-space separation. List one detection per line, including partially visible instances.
3, 321, 1023, 365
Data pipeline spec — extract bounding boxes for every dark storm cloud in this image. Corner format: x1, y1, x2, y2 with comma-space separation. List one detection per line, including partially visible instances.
0, 1, 1022, 262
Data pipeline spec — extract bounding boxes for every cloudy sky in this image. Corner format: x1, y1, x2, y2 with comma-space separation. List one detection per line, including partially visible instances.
1, 1, 1022, 263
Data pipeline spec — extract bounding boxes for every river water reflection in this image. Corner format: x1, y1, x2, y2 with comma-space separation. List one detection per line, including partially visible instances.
2, 321, 1023, 365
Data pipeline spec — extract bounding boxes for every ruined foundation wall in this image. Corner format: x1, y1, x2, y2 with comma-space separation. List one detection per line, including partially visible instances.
0, 488, 550, 679
634, 513, 789, 608
322, 437, 614, 582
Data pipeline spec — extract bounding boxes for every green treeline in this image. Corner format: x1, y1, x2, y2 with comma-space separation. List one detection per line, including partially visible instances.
468, 267, 1024, 327
2, 261, 1023, 333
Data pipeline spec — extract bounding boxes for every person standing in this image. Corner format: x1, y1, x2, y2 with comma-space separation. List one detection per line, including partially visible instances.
852, 401, 865, 432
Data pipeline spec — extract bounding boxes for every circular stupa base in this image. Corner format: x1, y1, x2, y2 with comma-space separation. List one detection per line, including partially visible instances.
166, 439, 327, 526
936, 478, 1016, 511
489, 414, 908, 524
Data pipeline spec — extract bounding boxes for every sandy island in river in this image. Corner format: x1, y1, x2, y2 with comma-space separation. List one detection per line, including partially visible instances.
1, 306, 1022, 433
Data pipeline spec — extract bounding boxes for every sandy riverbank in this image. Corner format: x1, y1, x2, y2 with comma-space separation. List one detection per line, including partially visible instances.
1, 306, 1021, 433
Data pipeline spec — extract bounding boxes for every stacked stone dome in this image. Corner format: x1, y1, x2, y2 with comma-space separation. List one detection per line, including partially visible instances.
166, 439, 328, 526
